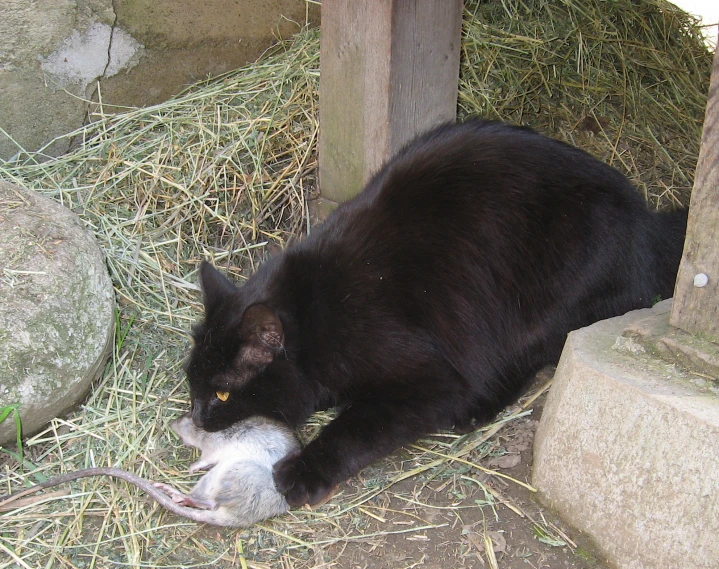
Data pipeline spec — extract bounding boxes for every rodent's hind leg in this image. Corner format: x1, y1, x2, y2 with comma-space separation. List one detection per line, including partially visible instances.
152, 482, 216, 510
189, 459, 216, 473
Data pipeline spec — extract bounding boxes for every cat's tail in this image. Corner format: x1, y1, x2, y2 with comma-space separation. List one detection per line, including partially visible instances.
651, 207, 688, 300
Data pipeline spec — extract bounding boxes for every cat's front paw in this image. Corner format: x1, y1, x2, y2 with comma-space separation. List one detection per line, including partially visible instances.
273, 452, 338, 507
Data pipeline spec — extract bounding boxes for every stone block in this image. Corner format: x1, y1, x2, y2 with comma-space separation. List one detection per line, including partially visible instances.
0, 181, 115, 444
533, 300, 719, 569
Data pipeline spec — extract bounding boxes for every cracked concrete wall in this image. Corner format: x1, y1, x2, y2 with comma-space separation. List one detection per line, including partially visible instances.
0, 0, 319, 161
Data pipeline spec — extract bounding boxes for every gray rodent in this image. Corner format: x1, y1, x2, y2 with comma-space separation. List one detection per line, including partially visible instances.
0, 413, 300, 527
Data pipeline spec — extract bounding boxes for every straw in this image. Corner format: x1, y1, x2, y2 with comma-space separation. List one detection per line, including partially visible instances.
0, 1, 712, 566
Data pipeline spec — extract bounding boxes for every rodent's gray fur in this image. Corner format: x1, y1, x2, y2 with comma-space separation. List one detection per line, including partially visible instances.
0, 413, 300, 527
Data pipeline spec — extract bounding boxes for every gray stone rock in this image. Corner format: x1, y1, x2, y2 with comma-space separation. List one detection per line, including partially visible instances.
0, 180, 114, 444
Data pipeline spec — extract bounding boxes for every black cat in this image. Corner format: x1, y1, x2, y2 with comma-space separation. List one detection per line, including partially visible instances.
186, 120, 687, 507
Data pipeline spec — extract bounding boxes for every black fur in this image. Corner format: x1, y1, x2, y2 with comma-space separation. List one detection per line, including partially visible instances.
186, 120, 686, 506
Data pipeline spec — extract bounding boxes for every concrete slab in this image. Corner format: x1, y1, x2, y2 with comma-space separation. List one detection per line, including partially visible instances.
532, 300, 719, 569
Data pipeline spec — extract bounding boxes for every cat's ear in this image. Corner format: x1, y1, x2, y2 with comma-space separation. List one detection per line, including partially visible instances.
199, 261, 237, 312
238, 304, 284, 366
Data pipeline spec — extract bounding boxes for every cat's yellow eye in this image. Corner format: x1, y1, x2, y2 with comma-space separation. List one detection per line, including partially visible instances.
216, 391, 230, 402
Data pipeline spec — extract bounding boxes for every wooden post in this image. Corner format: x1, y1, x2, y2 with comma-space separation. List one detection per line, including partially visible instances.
318, 0, 463, 204
670, 42, 719, 341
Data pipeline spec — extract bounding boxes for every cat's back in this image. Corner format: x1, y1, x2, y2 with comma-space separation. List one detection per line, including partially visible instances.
304, 119, 647, 273
315, 120, 643, 242
380, 120, 640, 212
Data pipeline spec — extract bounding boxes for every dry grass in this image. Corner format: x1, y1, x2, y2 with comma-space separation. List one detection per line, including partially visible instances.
0, 1, 712, 567
459, 0, 711, 209
1, 29, 319, 336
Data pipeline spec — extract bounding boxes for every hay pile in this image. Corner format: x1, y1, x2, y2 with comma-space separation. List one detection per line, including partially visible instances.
459, 0, 711, 209
0, 1, 712, 567
2, 30, 320, 335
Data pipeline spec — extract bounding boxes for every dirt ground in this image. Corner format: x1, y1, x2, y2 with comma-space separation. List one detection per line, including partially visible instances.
302, 368, 612, 569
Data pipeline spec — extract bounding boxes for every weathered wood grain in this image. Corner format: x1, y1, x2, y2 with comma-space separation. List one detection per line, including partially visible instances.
318, 0, 462, 203
670, 41, 719, 341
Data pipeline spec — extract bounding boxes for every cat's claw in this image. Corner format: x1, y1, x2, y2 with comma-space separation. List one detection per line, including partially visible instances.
273, 452, 337, 507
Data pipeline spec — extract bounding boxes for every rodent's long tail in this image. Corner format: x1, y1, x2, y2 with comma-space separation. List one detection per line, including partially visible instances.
0, 467, 235, 526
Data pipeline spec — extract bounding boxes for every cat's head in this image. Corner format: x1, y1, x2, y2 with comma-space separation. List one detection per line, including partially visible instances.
185, 261, 308, 432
